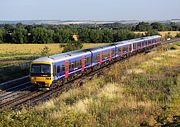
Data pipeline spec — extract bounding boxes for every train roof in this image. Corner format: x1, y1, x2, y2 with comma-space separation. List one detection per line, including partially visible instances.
32, 35, 161, 63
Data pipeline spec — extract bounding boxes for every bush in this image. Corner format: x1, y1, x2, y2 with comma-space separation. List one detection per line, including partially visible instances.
41, 46, 51, 56
175, 33, 180, 38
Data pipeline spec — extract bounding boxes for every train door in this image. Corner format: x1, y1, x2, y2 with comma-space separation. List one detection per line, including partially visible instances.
65, 60, 69, 78
128, 44, 132, 52
109, 49, 112, 60
100, 51, 102, 64
121, 47, 123, 56
82, 55, 85, 72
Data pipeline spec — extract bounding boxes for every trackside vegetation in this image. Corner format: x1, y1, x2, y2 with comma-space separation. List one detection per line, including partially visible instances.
0, 42, 179, 126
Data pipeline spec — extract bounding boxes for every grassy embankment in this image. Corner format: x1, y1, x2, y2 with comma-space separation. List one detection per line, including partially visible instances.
0, 42, 179, 126
0, 43, 105, 83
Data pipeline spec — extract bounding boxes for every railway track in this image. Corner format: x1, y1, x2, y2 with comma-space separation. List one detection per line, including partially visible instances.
0, 39, 179, 112
0, 62, 107, 112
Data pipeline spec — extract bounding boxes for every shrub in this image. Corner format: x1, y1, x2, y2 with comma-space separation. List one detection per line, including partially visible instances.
41, 46, 51, 56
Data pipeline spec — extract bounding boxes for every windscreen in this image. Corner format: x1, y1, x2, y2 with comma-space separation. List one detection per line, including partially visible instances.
31, 64, 51, 74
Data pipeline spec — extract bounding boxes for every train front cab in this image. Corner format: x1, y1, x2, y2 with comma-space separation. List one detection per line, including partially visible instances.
30, 62, 53, 90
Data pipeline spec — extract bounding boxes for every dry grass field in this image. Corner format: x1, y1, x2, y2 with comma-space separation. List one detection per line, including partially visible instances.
134, 31, 180, 38
0, 42, 179, 126
0, 43, 106, 56
0, 43, 105, 83
0, 43, 105, 66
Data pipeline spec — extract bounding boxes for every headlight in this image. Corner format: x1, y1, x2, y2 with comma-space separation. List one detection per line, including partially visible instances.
31, 77, 36, 80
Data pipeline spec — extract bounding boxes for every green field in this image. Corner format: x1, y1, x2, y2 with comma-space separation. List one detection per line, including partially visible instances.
0, 42, 179, 126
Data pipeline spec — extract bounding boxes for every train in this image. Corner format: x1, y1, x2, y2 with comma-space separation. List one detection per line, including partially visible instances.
30, 35, 162, 90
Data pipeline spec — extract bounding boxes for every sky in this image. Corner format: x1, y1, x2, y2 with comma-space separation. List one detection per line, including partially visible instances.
0, 0, 180, 21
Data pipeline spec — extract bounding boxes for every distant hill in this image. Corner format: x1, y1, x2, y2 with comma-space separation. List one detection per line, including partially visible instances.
171, 19, 180, 23
0, 19, 179, 25
0, 20, 139, 25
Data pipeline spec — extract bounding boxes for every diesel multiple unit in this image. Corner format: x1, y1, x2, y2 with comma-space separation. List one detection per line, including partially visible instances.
30, 35, 161, 90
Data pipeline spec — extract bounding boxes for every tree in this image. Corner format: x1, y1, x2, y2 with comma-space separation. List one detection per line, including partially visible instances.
89, 30, 103, 43
164, 32, 173, 39
31, 27, 54, 44
151, 22, 165, 31
62, 41, 83, 53
78, 29, 91, 42
145, 30, 159, 36
41, 46, 51, 56
135, 22, 151, 31
54, 29, 72, 43
3, 24, 15, 43
170, 22, 179, 31
12, 26, 27, 43
0, 28, 5, 43
113, 30, 135, 42
175, 33, 180, 38
102, 29, 113, 43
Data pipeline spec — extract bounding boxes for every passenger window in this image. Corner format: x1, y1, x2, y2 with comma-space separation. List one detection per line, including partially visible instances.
84, 58, 87, 64
62, 64, 65, 71
57, 66, 60, 73
79, 60, 81, 66
74, 61, 77, 67
118, 48, 121, 53
112, 50, 115, 56
53, 65, 56, 76
76, 60, 79, 67
71, 63, 74, 68
87, 57, 90, 63
133, 43, 136, 49
69, 63, 71, 69
96, 54, 99, 60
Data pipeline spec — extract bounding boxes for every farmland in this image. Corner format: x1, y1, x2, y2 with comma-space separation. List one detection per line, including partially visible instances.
0, 42, 179, 126
0, 43, 106, 68
135, 31, 180, 38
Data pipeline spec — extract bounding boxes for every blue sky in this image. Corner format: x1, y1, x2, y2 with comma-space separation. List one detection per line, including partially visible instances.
0, 0, 179, 20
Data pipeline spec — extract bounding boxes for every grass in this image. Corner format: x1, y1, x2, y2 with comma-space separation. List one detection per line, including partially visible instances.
0, 42, 179, 126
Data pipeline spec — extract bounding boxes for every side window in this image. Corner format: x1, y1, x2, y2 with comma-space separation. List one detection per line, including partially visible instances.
53, 65, 56, 76
71, 62, 75, 68
76, 60, 78, 67
57, 66, 60, 73
69, 63, 71, 69
74, 61, 77, 68
87, 57, 90, 63
79, 60, 81, 66
96, 54, 99, 61
118, 48, 121, 53
62, 64, 65, 71
112, 49, 115, 56
84, 58, 87, 64
93, 55, 96, 61
148, 40, 151, 44
133, 43, 136, 49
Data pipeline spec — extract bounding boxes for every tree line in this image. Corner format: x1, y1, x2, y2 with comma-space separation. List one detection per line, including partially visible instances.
0, 22, 179, 44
